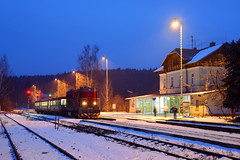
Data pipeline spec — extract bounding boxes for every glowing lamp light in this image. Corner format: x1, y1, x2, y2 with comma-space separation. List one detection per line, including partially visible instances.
49, 93, 52, 97
102, 56, 105, 61
172, 18, 179, 28
26, 90, 31, 95
93, 101, 97, 105
82, 101, 87, 106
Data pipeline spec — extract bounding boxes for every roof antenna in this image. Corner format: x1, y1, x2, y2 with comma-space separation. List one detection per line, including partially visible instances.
190, 35, 193, 49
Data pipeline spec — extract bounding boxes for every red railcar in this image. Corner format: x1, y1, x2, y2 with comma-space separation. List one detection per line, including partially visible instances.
35, 87, 100, 118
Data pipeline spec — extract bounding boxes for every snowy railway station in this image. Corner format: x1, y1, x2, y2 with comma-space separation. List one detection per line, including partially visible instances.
1, 1, 240, 160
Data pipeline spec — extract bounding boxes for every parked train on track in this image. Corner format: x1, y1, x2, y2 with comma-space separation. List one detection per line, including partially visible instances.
35, 87, 100, 118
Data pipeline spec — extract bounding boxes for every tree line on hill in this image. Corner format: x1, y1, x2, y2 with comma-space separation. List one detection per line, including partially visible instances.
1, 67, 159, 111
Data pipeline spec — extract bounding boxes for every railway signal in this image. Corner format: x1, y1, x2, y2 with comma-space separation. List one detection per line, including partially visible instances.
26, 90, 31, 96
36, 92, 39, 98
26, 89, 31, 111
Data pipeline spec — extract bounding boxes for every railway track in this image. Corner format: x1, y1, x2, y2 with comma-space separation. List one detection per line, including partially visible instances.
0, 119, 21, 160
156, 119, 240, 134
88, 118, 240, 147
1, 114, 77, 160
20, 113, 240, 160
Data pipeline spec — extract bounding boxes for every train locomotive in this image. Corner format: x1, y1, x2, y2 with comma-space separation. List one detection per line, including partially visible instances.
35, 87, 100, 118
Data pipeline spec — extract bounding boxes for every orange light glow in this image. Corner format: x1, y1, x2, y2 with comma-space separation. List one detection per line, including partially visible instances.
172, 19, 179, 28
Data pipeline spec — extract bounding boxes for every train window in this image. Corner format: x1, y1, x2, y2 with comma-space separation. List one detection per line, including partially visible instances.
61, 99, 66, 105
52, 100, 57, 106
35, 102, 39, 107
41, 101, 48, 106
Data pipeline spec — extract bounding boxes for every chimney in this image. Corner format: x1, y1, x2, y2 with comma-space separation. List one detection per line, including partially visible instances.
210, 42, 215, 47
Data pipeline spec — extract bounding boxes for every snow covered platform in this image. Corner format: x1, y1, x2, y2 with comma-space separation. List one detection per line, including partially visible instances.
100, 112, 240, 125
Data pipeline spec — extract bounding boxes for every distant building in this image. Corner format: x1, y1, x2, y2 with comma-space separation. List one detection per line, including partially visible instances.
126, 43, 238, 116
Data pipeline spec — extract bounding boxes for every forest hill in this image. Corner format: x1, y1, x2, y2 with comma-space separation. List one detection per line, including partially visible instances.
4, 68, 158, 111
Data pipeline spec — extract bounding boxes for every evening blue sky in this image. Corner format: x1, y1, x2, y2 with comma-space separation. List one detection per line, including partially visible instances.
0, 0, 240, 76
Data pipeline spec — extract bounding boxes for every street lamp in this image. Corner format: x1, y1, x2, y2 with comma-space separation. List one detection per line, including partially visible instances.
55, 78, 59, 97
102, 56, 108, 112
72, 70, 77, 89
171, 18, 183, 116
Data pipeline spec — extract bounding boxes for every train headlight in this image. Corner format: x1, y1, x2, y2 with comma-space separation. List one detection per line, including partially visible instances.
82, 101, 87, 106
93, 101, 97, 105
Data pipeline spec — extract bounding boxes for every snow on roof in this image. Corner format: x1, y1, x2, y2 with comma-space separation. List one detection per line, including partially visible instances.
153, 66, 163, 72
125, 94, 161, 100
125, 90, 218, 100
160, 48, 199, 66
170, 48, 199, 60
187, 44, 222, 64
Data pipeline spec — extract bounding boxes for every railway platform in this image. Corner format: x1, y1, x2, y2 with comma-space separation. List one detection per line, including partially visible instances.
100, 112, 239, 125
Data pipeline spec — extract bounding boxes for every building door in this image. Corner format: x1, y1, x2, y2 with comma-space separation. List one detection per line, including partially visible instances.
146, 103, 150, 113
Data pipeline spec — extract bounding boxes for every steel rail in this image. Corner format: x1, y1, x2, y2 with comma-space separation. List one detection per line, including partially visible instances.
21, 113, 240, 160
0, 119, 22, 160
4, 114, 78, 160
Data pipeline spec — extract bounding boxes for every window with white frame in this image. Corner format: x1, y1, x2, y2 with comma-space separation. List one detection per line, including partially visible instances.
170, 77, 174, 88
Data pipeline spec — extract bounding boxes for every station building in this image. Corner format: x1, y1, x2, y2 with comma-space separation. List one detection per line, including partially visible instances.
126, 43, 236, 116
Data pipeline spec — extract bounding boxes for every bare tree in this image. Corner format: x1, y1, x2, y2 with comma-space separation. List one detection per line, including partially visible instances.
200, 56, 227, 116
78, 45, 100, 88
0, 54, 12, 111
0, 54, 11, 99
100, 79, 113, 111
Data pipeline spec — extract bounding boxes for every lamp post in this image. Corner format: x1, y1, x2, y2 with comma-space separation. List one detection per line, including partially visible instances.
102, 56, 108, 112
172, 18, 183, 116
55, 78, 59, 97
72, 70, 77, 90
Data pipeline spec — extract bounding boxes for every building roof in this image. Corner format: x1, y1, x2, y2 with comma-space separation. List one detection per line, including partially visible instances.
125, 90, 218, 100
187, 44, 222, 64
125, 94, 161, 100
153, 66, 163, 72
170, 48, 199, 60
160, 48, 199, 66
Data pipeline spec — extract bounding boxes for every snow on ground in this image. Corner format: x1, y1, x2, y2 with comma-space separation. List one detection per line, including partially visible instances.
0, 121, 13, 160
1, 115, 70, 160
2, 111, 240, 159
25, 112, 240, 159
100, 112, 238, 124
79, 120, 240, 158
1, 113, 177, 160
